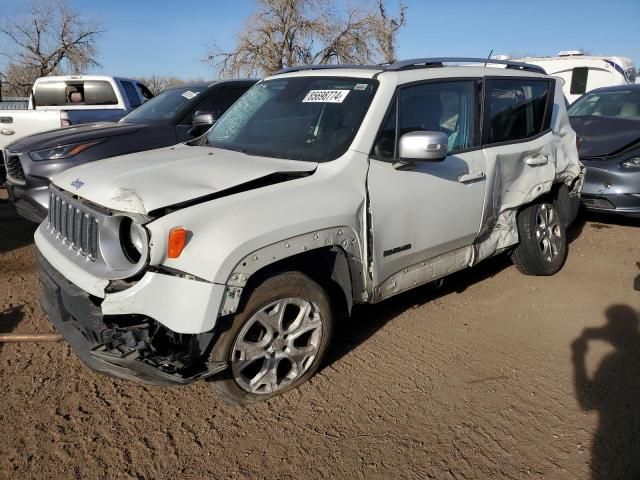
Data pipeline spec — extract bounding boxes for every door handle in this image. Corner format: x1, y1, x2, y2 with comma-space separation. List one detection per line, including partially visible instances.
525, 154, 549, 166
0, 128, 15, 136
457, 171, 485, 183
0, 116, 13, 124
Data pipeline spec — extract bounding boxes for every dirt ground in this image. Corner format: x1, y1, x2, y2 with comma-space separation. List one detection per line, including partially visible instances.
1, 189, 639, 480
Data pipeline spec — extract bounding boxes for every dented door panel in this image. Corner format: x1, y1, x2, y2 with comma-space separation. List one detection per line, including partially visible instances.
367, 149, 486, 287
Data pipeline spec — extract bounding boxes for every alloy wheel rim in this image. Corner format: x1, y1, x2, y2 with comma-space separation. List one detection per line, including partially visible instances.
535, 203, 562, 263
231, 297, 323, 394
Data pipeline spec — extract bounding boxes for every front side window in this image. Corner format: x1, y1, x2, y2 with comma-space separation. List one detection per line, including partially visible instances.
568, 89, 640, 119
207, 77, 377, 162
184, 87, 246, 124
485, 78, 551, 145
373, 80, 477, 160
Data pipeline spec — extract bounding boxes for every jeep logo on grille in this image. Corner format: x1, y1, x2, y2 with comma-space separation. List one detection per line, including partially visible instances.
70, 178, 85, 190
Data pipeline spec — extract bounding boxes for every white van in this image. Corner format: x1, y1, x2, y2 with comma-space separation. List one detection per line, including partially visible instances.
499, 51, 637, 104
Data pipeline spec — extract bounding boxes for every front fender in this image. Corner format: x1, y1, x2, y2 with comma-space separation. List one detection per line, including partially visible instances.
144, 153, 370, 313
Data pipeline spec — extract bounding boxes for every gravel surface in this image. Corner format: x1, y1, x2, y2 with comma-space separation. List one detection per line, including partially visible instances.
1, 190, 639, 480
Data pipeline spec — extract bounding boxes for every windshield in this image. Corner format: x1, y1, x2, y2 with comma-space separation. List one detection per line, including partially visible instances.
568, 89, 640, 120
121, 86, 204, 123
206, 77, 378, 162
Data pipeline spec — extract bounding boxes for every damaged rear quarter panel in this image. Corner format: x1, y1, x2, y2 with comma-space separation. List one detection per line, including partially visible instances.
474, 80, 582, 261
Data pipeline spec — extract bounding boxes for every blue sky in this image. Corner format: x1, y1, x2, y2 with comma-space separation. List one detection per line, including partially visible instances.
1, 0, 639, 79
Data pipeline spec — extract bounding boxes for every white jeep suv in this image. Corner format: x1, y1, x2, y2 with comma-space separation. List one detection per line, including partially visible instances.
36, 58, 583, 404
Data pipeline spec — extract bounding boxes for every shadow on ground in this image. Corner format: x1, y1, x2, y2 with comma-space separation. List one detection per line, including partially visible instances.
325, 216, 587, 371
0, 304, 24, 352
0, 196, 37, 254
572, 304, 640, 480
582, 210, 640, 228
324, 253, 513, 371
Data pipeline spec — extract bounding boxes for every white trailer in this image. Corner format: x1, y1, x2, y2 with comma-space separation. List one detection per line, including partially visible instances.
498, 51, 636, 104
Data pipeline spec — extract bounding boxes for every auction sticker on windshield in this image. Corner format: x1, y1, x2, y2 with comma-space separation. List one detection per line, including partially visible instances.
302, 90, 350, 103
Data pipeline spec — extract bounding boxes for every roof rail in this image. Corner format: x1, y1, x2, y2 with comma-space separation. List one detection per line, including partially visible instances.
275, 57, 547, 76
276, 64, 382, 74
385, 57, 546, 74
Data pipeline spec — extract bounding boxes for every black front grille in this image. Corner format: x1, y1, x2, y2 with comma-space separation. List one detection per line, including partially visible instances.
48, 188, 100, 261
3, 151, 25, 184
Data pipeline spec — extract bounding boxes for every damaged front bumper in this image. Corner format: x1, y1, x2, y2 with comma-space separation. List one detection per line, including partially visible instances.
581, 158, 640, 217
37, 251, 227, 385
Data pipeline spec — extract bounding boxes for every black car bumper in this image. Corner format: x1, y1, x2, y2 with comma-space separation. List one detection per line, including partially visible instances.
37, 251, 226, 385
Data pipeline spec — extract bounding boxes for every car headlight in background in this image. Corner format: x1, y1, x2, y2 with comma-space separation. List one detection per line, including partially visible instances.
119, 217, 148, 263
621, 157, 640, 170
29, 139, 106, 161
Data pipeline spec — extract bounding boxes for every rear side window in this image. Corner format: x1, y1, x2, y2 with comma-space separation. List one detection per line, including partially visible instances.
485, 78, 552, 145
571, 67, 589, 95
373, 80, 478, 160
121, 81, 141, 108
34, 80, 118, 106
137, 83, 154, 101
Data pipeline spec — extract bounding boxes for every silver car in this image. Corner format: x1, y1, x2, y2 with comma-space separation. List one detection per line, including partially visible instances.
569, 84, 640, 217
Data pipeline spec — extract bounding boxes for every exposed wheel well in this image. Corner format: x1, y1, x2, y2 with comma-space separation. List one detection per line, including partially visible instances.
232, 247, 353, 321
517, 181, 579, 228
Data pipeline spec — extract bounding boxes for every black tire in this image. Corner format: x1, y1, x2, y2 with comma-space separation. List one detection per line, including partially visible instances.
209, 271, 333, 405
511, 200, 568, 276
554, 184, 580, 227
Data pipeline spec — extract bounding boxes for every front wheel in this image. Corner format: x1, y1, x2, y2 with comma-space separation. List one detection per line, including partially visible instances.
511, 201, 568, 276
209, 272, 333, 405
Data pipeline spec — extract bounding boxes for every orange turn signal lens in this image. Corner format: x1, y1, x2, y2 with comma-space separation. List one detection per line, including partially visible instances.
168, 227, 188, 258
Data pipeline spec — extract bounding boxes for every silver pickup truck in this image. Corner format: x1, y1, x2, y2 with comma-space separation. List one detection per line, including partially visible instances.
36, 58, 584, 405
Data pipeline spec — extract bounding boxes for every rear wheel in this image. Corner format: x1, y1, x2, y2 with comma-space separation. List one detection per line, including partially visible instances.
209, 272, 333, 405
554, 183, 580, 227
511, 201, 567, 276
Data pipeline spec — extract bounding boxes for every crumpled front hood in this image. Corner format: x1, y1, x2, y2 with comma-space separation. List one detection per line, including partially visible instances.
52, 144, 317, 214
570, 115, 640, 158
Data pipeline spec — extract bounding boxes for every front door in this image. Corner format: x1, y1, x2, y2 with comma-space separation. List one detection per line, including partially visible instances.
367, 79, 487, 286
176, 87, 248, 142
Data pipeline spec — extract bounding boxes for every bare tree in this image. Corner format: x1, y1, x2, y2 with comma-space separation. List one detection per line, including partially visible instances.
205, 0, 407, 77
373, 0, 407, 63
0, 0, 103, 94
135, 74, 186, 96
0, 63, 39, 96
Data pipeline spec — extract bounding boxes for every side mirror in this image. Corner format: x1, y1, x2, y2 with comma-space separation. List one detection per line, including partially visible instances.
192, 112, 216, 126
398, 131, 448, 162
188, 112, 217, 137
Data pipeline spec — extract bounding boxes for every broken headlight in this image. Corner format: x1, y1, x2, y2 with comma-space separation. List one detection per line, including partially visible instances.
119, 217, 148, 263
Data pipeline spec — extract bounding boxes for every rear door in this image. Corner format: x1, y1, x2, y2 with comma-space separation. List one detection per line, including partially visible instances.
479, 77, 556, 234
367, 79, 487, 287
